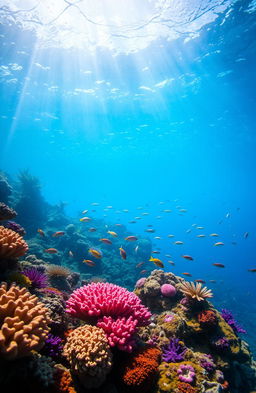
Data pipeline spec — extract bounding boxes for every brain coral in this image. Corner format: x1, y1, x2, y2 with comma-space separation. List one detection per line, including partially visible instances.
66, 282, 151, 351
0, 226, 28, 260
63, 324, 112, 389
0, 282, 50, 360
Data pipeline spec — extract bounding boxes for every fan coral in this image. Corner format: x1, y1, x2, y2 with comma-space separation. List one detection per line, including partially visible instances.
121, 347, 161, 393
221, 309, 246, 334
0, 226, 28, 259
47, 264, 70, 277
22, 268, 48, 289
0, 282, 50, 359
197, 310, 217, 328
4, 221, 26, 236
177, 382, 197, 393
162, 338, 187, 363
161, 283, 177, 297
66, 282, 151, 351
63, 324, 112, 389
177, 364, 195, 383
178, 281, 213, 301
41, 333, 63, 359
0, 203, 17, 221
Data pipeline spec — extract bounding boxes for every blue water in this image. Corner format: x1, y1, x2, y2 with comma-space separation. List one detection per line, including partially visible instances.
1, 0, 256, 353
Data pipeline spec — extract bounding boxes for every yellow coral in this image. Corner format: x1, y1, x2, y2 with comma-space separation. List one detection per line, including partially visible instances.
8, 272, 32, 288
63, 325, 112, 389
0, 226, 28, 259
0, 282, 50, 360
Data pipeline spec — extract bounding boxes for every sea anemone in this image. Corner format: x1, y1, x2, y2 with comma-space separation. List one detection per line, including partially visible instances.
177, 364, 195, 383
46, 264, 70, 278
178, 281, 213, 302
22, 267, 48, 289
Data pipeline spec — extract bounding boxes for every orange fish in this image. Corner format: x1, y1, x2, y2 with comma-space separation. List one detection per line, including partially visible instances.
182, 272, 192, 277
99, 238, 112, 245
152, 250, 160, 254
182, 255, 194, 261
83, 259, 96, 267
194, 279, 206, 284
119, 247, 127, 260
140, 269, 148, 275
88, 248, 102, 258
212, 263, 225, 268
88, 227, 97, 232
44, 248, 58, 254
125, 236, 138, 241
52, 231, 65, 237
136, 262, 145, 268
68, 251, 74, 257
37, 229, 45, 237
107, 230, 118, 237
214, 242, 224, 246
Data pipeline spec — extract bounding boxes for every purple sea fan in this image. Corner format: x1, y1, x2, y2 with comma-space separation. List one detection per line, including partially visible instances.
162, 338, 187, 362
22, 267, 48, 289
221, 309, 246, 334
41, 333, 63, 359
177, 364, 195, 383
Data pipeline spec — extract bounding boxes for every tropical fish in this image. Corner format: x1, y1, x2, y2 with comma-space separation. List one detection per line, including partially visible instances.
154, 236, 162, 240
214, 242, 224, 246
142, 212, 149, 215
88, 248, 102, 258
136, 262, 145, 268
68, 251, 74, 257
82, 209, 88, 214
163, 209, 172, 213
210, 233, 219, 237
52, 231, 65, 237
44, 248, 58, 254
165, 254, 171, 257
99, 238, 112, 245
119, 247, 127, 260
212, 263, 225, 268
248, 269, 256, 272
197, 234, 206, 238
125, 236, 138, 241
182, 272, 192, 277
244, 232, 249, 238
182, 255, 194, 261
129, 220, 137, 224
83, 259, 95, 267
80, 217, 91, 222
152, 250, 160, 254
107, 230, 118, 237
186, 229, 192, 233
174, 241, 183, 245
194, 279, 206, 284
168, 234, 175, 238
168, 260, 175, 265
149, 256, 164, 268
91, 202, 99, 206
179, 209, 187, 213
88, 227, 97, 232
135, 217, 141, 220
115, 224, 122, 227
37, 229, 45, 237
145, 228, 155, 233
140, 269, 148, 275
196, 226, 204, 229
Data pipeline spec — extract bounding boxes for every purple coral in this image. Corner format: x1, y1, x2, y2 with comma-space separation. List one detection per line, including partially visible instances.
177, 364, 195, 383
41, 333, 63, 359
212, 336, 229, 351
162, 338, 186, 362
4, 221, 26, 236
22, 268, 48, 289
221, 309, 246, 334
200, 354, 216, 373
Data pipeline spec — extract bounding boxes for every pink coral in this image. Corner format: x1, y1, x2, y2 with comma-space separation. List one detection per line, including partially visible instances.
161, 283, 177, 297
135, 277, 147, 288
177, 364, 195, 383
66, 282, 151, 351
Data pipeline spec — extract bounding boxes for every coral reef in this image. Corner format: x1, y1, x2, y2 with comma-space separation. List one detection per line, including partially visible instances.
63, 324, 113, 388
0, 203, 17, 221
0, 282, 50, 359
0, 225, 28, 261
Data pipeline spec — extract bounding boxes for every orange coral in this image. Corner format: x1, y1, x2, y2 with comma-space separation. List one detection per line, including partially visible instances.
197, 310, 217, 328
121, 347, 161, 392
0, 226, 28, 259
55, 369, 77, 393
0, 282, 50, 359
178, 382, 198, 393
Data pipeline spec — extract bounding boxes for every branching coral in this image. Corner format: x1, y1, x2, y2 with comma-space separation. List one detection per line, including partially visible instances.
0, 226, 28, 259
0, 282, 50, 359
178, 281, 213, 301
63, 324, 112, 389
120, 347, 161, 392
66, 282, 151, 351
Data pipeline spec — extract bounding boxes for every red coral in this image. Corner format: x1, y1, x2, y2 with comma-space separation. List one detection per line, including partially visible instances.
197, 310, 217, 328
178, 382, 197, 393
120, 347, 161, 392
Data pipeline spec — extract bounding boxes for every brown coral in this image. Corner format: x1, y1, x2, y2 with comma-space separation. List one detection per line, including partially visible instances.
63, 325, 112, 389
0, 225, 28, 259
178, 281, 213, 302
0, 203, 17, 221
0, 282, 50, 359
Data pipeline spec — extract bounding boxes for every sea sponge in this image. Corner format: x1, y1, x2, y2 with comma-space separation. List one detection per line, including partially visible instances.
0, 282, 50, 359
0, 225, 28, 260
120, 347, 161, 392
63, 324, 112, 389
